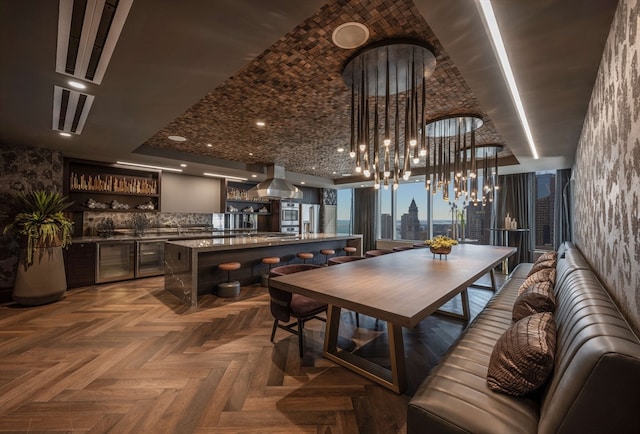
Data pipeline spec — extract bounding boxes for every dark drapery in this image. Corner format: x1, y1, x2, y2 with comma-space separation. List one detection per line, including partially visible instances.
497, 173, 535, 269
554, 168, 573, 249
353, 187, 377, 252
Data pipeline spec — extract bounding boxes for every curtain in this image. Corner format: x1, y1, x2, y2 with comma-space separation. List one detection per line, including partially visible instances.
497, 173, 535, 269
353, 187, 377, 252
554, 168, 573, 249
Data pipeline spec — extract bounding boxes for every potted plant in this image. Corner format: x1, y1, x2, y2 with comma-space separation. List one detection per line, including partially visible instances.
0, 191, 74, 305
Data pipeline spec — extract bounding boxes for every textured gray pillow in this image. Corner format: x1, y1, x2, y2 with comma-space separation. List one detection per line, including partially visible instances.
512, 281, 556, 322
518, 268, 556, 295
487, 312, 556, 396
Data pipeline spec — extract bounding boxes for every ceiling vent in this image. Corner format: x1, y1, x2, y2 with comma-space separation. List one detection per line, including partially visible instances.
56, 0, 134, 84
52, 85, 95, 134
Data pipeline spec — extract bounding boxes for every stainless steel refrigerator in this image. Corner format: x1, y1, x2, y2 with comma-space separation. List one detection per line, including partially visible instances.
300, 203, 320, 234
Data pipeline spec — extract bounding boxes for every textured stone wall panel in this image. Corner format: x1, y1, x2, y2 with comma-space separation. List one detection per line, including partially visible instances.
574, 0, 640, 335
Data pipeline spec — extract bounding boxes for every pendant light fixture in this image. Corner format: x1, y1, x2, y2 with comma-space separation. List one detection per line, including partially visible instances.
342, 42, 436, 189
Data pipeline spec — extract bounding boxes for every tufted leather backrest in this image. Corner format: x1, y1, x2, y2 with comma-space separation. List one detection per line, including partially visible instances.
538, 247, 640, 434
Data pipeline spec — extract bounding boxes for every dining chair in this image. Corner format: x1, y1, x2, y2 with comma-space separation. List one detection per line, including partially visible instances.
268, 264, 326, 357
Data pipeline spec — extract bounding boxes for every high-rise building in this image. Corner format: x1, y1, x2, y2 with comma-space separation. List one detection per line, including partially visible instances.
400, 198, 422, 240
380, 213, 393, 239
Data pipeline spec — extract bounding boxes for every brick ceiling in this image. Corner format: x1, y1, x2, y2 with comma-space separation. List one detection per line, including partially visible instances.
140, 0, 508, 181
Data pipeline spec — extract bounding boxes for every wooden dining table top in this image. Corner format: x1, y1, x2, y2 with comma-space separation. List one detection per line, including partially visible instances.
269, 244, 516, 328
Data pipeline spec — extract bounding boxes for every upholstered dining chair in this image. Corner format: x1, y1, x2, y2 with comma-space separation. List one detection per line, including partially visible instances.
364, 249, 395, 257
268, 264, 326, 357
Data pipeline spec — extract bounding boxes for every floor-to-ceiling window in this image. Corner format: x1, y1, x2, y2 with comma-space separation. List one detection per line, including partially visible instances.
535, 171, 556, 249
336, 188, 353, 234
379, 185, 393, 239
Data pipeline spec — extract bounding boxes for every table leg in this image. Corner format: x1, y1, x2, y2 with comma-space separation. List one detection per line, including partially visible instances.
322, 305, 407, 394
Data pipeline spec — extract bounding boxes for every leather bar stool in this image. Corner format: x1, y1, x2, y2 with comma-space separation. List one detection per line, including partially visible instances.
217, 262, 241, 297
319, 249, 335, 266
261, 256, 280, 287
297, 252, 314, 264
344, 246, 357, 256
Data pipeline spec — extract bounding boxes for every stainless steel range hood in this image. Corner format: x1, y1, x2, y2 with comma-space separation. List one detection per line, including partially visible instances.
247, 164, 303, 200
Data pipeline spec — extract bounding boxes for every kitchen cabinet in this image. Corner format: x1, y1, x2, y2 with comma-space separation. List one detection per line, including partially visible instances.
64, 159, 161, 213
64, 242, 96, 288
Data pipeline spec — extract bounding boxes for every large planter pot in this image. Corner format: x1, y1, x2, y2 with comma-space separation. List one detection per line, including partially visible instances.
13, 246, 67, 306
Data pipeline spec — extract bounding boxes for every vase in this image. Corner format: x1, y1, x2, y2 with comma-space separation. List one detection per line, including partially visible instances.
430, 246, 451, 259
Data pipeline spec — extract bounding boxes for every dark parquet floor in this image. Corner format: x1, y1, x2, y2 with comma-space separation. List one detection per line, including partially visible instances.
0, 272, 503, 433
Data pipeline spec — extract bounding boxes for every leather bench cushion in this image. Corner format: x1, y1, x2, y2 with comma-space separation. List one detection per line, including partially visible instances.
407, 306, 540, 434
509, 263, 533, 280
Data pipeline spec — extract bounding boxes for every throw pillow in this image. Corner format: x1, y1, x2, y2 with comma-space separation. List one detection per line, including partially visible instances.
487, 312, 556, 396
536, 251, 558, 263
512, 281, 556, 322
527, 259, 556, 276
518, 268, 556, 295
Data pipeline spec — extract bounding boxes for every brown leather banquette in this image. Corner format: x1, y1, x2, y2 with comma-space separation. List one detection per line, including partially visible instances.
407, 242, 640, 434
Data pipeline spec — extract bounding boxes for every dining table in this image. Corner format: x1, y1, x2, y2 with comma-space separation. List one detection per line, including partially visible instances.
268, 243, 516, 393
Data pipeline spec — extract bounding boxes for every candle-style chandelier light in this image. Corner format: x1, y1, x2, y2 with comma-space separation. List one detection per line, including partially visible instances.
342, 41, 436, 190
341, 42, 501, 204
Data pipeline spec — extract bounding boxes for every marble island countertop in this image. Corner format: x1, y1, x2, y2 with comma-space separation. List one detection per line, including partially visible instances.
167, 233, 362, 252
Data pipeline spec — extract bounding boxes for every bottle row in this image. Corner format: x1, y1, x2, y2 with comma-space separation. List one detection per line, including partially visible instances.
70, 172, 158, 195
226, 187, 269, 202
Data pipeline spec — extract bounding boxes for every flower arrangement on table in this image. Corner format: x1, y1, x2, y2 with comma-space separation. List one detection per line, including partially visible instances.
424, 235, 458, 258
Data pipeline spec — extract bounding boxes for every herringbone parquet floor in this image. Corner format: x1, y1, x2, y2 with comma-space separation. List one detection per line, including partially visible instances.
0, 274, 501, 433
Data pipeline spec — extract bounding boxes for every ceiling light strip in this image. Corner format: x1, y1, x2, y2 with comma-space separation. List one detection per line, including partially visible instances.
477, 0, 539, 159
203, 173, 248, 181
116, 161, 183, 172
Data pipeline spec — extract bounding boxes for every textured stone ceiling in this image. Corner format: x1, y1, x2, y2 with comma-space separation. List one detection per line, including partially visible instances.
141, 0, 508, 180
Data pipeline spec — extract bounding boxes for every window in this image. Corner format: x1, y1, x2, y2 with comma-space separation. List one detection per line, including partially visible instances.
395, 181, 429, 241
379, 186, 392, 239
535, 171, 555, 249
336, 188, 353, 234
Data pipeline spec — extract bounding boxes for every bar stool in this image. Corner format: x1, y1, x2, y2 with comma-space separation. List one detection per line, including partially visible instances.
261, 256, 280, 287
344, 246, 357, 256
297, 252, 314, 264
217, 262, 241, 297
365, 249, 394, 258
319, 249, 335, 266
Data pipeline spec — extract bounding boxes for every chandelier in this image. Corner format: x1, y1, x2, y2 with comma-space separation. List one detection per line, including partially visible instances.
424, 115, 498, 206
342, 42, 436, 190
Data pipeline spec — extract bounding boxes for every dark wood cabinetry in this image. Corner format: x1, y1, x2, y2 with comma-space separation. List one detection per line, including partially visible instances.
63, 159, 161, 213
64, 242, 96, 288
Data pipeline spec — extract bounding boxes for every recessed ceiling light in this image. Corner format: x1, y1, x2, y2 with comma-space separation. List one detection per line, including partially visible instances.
68, 80, 86, 89
312, 166, 316, 170
206, 143, 213, 147
251, 174, 257, 178
59, 132, 72, 137
116, 161, 183, 172
337, 147, 344, 153
332, 22, 370, 49
180, 164, 187, 167
249, 152, 253, 156
332, 171, 336, 175
301, 181, 306, 185
168, 135, 187, 142
256, 121, 266, 127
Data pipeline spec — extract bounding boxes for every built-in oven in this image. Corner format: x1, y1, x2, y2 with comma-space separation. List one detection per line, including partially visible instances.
280, 202, 300, 233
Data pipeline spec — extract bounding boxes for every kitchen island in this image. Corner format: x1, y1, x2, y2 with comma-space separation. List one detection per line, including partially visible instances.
164, 233, 362, 306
